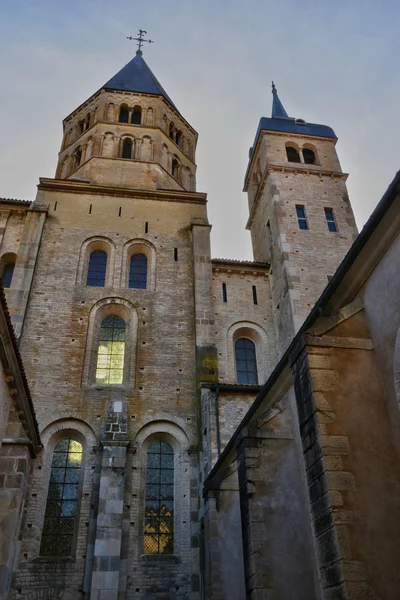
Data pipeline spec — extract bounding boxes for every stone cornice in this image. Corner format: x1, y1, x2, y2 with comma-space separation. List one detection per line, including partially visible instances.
37, 178, 207, 205
212, 259, 269, 276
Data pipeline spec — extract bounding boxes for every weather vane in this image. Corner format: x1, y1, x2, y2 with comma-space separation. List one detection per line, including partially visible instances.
127, 29, 154, 55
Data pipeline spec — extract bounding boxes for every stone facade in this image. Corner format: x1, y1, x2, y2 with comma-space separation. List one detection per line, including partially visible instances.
0, 51, 397, 600
0, 289, 40, 600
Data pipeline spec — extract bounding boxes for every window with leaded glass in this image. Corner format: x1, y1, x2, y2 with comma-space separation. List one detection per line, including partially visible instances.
144, 441, 174, 555
235, 338, 258, 384
96, 316, 126, 384
129, 254, 147, 289
40, 438, 83, 557
86, 250, 107, 287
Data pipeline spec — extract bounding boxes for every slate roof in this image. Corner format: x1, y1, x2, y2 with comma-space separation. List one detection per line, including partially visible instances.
104, 53, 179, 113
0, 198, 31, 206
246, 85, 337, 175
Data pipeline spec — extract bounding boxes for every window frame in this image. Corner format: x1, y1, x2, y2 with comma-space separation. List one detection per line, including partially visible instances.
324, 207, 338, 232
234, 337, 259, 385
82, 298, 138, 388
121, 239, 156, 291
144, 441, 175, 555
39, 434, 85, 560
86, 249, 108, 287
77, 237, 115, 288
296, 205, 308, 230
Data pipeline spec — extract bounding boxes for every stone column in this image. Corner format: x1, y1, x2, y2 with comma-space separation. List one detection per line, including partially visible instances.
203, 491, 224, 600
290, 336, 380, 600
90, 399, 129, 600
0, 210, 10, 248
0, 411, 36, 600
6, 200, 48, 337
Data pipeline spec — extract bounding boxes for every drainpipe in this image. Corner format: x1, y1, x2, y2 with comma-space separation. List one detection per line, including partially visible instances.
214, 385, 221, 458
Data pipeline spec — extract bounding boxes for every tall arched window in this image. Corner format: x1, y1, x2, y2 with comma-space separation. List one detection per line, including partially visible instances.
122, 138, 133, 159
131, 106, 142, 125
119, 105, 129, 123
1, 262, 15, 288
86, 250, 107, 287
303, 148, 316, 164
286, 146, 300, 163
235, 338, 258, 384
129, 254, 147, 289
144, 441, 174, 554
96, 316, 126, 384
171, 157, 179, 180
40, 438, 83, 557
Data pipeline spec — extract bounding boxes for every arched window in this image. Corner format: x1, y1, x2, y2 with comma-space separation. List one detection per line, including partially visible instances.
73, 147, 82, 170
175, 130, 182, 146
129, 254, 147, 289
86, 250, 107, 287
286, 146, 301, 163
131, 106, 142, 125
303, 148, 316, 164
96, 316, 126, 384
1, 262, 15, 288
171, 157, 179, 180
169, 123, 175, 140
235, 338, 258, 384
40, 438, 83, 557
122, 138, 133, 159
119, 105, 129, 123
144, 441, 174, 554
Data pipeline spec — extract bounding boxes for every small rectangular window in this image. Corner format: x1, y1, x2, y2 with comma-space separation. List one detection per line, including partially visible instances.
296, 205, 308, 230
174, 248, 178, 262
145, 221, 149, 233
252, 285, 258, 305
222, 283, 227, 303
324, 208, 337, 232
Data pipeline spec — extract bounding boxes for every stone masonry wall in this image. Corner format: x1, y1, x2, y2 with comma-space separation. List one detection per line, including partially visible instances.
211, 265, 276, 385
11, 184, 208, 599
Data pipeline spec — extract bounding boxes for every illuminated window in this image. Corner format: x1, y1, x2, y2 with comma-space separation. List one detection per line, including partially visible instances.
324, 208, 338, 232
1, 262, 15, 288
144, 441, 174, 554
96, 316, 126, 384
86, 250, 107, 287
129, 254, 147, 289
40, 438, 83, 557
235, 338, 258, 384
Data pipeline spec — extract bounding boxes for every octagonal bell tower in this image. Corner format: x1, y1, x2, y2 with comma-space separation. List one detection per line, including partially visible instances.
56, 51, 197, 192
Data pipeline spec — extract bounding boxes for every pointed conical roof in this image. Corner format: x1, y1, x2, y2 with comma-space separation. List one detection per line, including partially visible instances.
271, 82, 289, 118
104, 53, 178, 112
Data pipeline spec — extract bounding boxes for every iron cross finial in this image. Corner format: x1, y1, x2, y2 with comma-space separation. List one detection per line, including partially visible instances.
126, 29, 154, 55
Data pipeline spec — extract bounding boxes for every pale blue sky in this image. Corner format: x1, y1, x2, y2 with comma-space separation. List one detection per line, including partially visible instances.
0, 0, 399, 258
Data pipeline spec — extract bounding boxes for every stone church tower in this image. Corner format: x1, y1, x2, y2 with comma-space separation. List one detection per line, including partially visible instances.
244, 84, 358, 354
0, 49, 358, 600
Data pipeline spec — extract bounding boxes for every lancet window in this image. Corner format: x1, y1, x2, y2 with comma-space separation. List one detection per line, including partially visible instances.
144, 441, 174, 554
86, 250, 107, 287
40, 438, 83, 557
235, 338, 258, 384
95, 316, 126, 384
